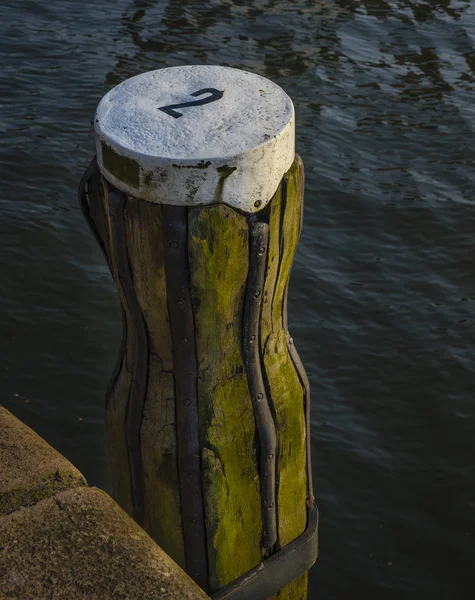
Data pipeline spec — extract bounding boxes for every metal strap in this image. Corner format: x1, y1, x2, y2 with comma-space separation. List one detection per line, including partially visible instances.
211, 505, 318, 600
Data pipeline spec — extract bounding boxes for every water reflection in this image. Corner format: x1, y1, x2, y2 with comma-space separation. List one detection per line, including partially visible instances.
336, 0, 469, 21
106, 0, 344, 84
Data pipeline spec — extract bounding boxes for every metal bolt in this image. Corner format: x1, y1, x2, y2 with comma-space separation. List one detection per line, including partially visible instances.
254, 200, 262, 208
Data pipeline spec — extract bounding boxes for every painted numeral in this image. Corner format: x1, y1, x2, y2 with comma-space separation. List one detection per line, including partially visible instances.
158, 88, 223, 119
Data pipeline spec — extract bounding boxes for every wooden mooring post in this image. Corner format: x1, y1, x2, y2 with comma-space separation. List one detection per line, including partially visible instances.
79, 66, 318, 600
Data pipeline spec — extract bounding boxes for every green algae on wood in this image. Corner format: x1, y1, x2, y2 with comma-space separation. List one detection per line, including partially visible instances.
270, 161, 307, 548
188, 204, 262, 592
260, 159, 308, 600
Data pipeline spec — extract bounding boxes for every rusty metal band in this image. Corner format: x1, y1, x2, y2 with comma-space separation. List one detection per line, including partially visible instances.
282, 155, 314, 507
161, 205, 208, 591
78, 159, 127, 409
107, 188, 148, 524
242, 216, 277, 555
211, 504, 318, 600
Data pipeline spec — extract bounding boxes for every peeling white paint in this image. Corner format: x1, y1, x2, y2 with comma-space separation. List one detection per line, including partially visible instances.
95, 65, 295, 212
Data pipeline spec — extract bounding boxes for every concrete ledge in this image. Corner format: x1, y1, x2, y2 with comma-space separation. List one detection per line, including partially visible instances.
0, 486, 208, 599
0, 406, 86, 515
0, 407, 209, 599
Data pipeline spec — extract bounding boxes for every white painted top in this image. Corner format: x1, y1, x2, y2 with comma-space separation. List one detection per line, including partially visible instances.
95, 65, 295, 212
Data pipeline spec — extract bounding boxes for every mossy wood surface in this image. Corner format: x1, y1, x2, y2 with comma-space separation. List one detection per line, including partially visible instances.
87, 157, 310, 598
261, 161, 308, 600
188, 205, 262, 591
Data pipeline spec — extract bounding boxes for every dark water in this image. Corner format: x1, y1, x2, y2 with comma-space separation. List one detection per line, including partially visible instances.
1, 0, 474, 597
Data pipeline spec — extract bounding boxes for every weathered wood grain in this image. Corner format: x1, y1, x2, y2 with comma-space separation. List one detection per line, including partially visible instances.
101, 185, 135, 518
124, 198, 185, 567
162, 205, 208, 589
109, 189, 149, 525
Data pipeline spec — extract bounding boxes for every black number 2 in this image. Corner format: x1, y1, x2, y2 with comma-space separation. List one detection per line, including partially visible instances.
158, 88, 223, 119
